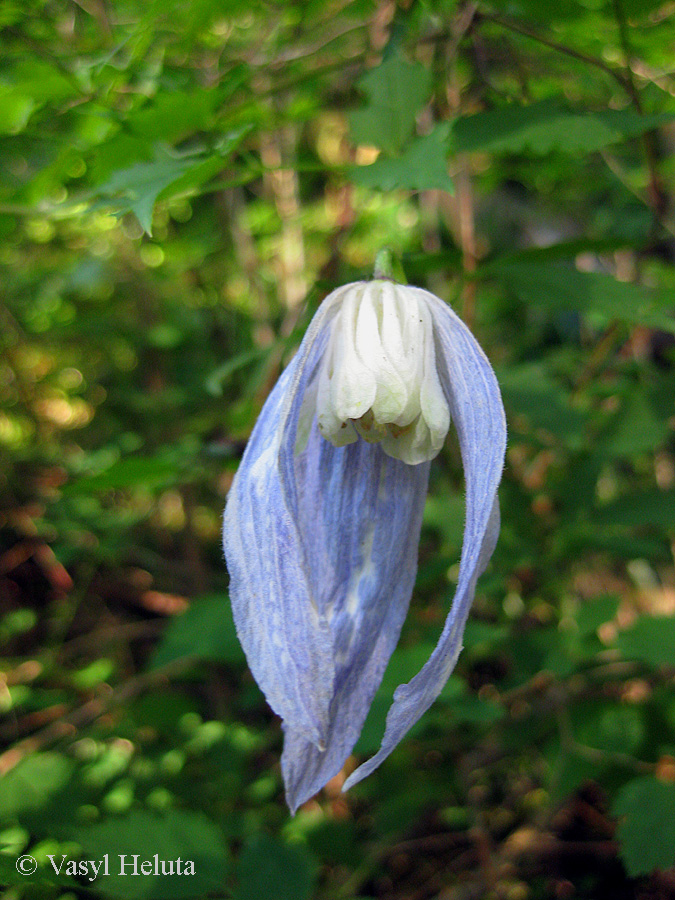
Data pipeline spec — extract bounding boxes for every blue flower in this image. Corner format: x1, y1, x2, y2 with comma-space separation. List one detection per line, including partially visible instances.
223, 278, 506, 813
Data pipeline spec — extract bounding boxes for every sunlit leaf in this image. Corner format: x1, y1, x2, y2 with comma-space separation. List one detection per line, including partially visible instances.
351, 125, 453, 192
349, 54, 432, 154
93, 130, 250, 234
0, 753, 75, 820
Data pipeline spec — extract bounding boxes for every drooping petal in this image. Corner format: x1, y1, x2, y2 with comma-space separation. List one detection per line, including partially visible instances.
223, 289, 346, 747
281, 424, 429, 812
224, 283, 431, 813
343, 288, 507, 791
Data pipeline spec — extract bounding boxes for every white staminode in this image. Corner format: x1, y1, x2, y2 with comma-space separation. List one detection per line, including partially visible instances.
313, 281, 451, 465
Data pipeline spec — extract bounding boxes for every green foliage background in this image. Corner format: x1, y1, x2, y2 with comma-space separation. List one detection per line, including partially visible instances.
1, 1, 675, 898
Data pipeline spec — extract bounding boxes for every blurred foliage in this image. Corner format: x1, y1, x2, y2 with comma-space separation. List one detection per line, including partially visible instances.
1, 0, 675, 898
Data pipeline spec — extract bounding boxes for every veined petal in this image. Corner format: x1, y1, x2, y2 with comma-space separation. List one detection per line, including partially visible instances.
224, 282, 432, 813
223, 288, 347, 747
343, 288, 507, 791
281, 428, 429, 813
225, 278, 505, 812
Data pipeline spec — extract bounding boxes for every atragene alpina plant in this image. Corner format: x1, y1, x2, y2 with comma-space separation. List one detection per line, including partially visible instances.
223, 255, 506, 813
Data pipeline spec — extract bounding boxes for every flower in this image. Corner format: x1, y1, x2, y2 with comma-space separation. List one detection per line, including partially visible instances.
223, 276, 506, 813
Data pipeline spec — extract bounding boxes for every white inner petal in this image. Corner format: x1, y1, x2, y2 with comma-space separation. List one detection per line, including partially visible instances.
315, 281, 451, 465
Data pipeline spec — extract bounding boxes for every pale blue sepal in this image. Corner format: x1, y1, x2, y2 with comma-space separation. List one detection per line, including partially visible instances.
223, 290, 348, 748
343, 289, 507, 791
224, 284, 431, 810
280, 430, 429, 814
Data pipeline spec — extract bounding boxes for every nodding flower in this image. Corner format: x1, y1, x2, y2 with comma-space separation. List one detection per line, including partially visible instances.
223, 272, 506, 814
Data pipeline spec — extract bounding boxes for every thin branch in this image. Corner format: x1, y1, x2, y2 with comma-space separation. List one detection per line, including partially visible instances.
612, 0, 641, 108
610, 0, 668, 222
475, 11, 633, 95
478, 6, 669, 226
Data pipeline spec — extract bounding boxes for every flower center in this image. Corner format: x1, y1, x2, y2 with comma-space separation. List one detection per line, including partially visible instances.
312, 281, 451, 465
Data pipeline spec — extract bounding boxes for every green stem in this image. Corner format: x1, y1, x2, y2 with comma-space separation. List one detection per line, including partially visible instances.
373, 249, 395, 281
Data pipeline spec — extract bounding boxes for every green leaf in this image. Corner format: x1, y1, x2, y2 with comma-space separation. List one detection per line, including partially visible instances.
575, 596, 621, 638
233, 835, 315, 900
593, 490, 675, 529
0, 86, 35, 134
205, 347, 271, 397
355, 644, 467, 754
62, 454, 180, 495
127, 90, 220, 143
614, 777, 675, 876
616, 615, 675, 668
74, 810, 230, 900
605, 392, 670, 458
0, 753, 75, 820
349, 54, 432, 154
575, 703, 645, 756
498, 363, 586, 446
453, 101, 674, 155
94, 130, 249, 234
495, 260, 675, 332
95, 149, 202, 234
351, 125, 453, 192
149, 595, 245, 670
0, 61, 75, 134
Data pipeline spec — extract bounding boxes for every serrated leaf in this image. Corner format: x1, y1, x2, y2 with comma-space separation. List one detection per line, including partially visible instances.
495, 260, 675, 332
616, 615, 675, 668
95, 150, 200, 234
149, 595, 245, 670
233, 835, 315, 900
74, 810, 230, 900
454, 101, 673, 155
351, 125, 453, 192
614, 777, 675, 876
349, 54, 432, 154
94, 130, 249, 234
